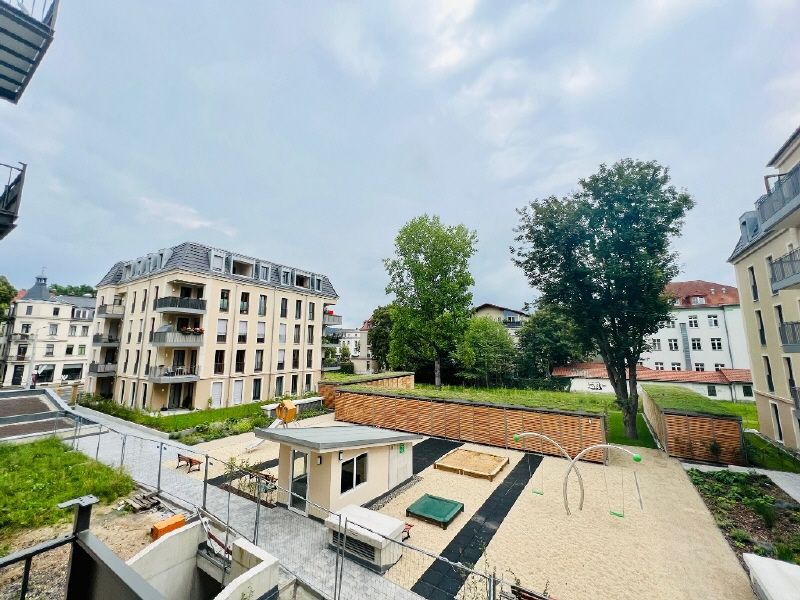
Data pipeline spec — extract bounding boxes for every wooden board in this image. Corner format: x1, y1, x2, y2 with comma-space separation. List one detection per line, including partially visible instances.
434, 448, 510, 481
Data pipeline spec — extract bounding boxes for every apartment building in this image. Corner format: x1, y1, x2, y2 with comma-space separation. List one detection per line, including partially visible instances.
729, 124, 800, 449
350, 319, 377, 375
339, 328, 366, 358
640, 281, 749, 373
0, 275, 95, 388
86, 242, 337, 411
473, 303, 528, 339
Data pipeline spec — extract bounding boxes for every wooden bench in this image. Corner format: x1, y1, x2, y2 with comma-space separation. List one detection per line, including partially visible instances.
510, 584, 553, 600
177, 453, 202, 473
402, 523, 413, 541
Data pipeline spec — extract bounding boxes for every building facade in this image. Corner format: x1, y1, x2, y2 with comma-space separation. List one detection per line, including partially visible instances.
0, 275, 95, 388
86, 242, 337, 411
639, 281, 750, 373
473, 303, 528, 339
729, 124, 800, 449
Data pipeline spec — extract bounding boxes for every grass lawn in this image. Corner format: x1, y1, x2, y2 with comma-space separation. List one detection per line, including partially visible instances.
745, 432, 800, 473
321, 371, 410, 383
643, 385, 759, 429
0, 439, 134, 534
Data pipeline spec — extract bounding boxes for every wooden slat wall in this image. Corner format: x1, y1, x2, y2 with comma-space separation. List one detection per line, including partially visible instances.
319, 374, 415, 409
334, 390, 607, 463
641, 389, 668, 452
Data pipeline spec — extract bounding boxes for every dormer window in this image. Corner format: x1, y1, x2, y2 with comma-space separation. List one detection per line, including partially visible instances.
260, 264, 271, 280
315, 277, 322, 291
281, 269, 292, 285
295, 273, 311, 289
690, 296, 706, 305
211, 253, 225, 273
231, 258, 253, 277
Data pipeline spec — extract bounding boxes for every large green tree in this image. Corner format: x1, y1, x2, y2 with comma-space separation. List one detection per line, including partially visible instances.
385, 215, 477, 387
512, 159, 694, 438
0, 276, 16, 316
49, 283, 96, 297
454, 316, 517, 386
517, 304, 590, 378
367, 305, 393, 371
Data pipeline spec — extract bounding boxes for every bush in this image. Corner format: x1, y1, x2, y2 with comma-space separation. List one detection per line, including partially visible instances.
339, 361, 355, 374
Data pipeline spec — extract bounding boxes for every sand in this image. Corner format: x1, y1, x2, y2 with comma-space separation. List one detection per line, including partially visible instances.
434, 448, 509, 479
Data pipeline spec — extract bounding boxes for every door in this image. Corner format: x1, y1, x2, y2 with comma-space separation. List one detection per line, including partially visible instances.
11, 365, 24, 385
180, 286, 192, 298
211, 381, 223, 408
232, 380, 243, 405
289, 449, 309, 514
173, 350, 186, 375
168, 383, 182, 409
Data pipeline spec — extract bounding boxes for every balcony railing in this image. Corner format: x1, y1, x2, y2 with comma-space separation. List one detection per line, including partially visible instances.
756, 161, 800, 225
151, 331, 204, 347
97, 304, 125, 318
153, 297, 207, 313
149, 364, 198, 380
323, 313, 343, 326
771, 247, 800, 291
92, 334, 120, 346
779, 321, 800, 351
88, 362, 117, 375
792, 386, 800, 411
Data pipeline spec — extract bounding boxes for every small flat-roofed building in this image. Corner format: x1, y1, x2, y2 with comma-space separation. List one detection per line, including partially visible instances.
254, 425, 422, 518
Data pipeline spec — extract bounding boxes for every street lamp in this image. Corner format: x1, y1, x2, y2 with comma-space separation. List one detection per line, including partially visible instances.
26, 324, 55, 389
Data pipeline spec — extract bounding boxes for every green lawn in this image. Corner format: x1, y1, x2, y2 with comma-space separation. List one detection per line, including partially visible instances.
745, 432, 800, 473
643, 385, 759, 429
0, 439, 134, 534
321, 371, 411, 384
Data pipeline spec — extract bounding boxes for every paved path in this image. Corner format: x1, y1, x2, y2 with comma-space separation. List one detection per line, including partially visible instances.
412, 438, 463, 475
69, 407, 422, 600
682, 462, 800, 503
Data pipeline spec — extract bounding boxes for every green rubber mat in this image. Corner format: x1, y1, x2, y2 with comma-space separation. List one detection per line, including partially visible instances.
406, 493, 464, 529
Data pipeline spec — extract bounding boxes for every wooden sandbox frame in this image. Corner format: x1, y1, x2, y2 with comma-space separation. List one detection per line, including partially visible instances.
433, 448, 510, 481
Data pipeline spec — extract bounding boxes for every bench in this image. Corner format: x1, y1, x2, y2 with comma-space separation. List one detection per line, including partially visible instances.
402, 523, 413, 541
177, 453, 202, 473
510, 584, 553, 600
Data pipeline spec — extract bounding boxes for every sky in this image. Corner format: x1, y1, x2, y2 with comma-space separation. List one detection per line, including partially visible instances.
1, 0, 799, 327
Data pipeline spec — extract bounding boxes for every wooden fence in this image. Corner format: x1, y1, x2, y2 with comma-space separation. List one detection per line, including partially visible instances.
319, 372, 415, 409
334, 388, 607, 463
641, 389, 745, 465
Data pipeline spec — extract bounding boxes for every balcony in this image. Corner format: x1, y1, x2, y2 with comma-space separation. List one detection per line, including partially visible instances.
152, 330, 204, 348
92, 334, 120, 347
97, 304, 124, 319
88, 363, 117, 378
323, 313, 342, 326
771, 247, 800, 292
0, 162, 25, 241
153, 296, 207, 315
792, 387, 800, 411
779, 321, 800, 353
148, 364, 199, 384
755, 162, 800, 231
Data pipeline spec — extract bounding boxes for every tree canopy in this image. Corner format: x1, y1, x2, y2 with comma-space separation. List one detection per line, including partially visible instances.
367, 305, 393, 371
517, 304, 590, 378
49, 284, 96, 297
0, 276, 16, 316
454, 316, 517, 386
385, 215, 477, 387
512, 159, 694, 438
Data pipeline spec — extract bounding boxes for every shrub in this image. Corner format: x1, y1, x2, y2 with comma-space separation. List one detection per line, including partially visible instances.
339, 361, 355, 374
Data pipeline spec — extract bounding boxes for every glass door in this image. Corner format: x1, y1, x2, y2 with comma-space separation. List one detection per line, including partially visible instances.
289, 449, 309, 514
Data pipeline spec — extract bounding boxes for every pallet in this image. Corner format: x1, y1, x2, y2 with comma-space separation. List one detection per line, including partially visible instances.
126, 492, 161, 513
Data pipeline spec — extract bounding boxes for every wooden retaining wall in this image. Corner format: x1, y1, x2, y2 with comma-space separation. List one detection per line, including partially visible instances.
334, 389, 607, 463
319, 372, 415, 409
641, 389, 745, 465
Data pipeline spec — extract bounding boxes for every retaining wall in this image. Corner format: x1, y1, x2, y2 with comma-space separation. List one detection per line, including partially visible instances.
318, 372, 415, 409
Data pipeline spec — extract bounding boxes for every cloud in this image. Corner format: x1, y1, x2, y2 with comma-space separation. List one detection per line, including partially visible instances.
317, 7, 384, 84
136, 196, 237, 237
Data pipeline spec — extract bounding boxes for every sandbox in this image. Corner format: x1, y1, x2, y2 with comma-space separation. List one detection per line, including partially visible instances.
433, 448, 509, 481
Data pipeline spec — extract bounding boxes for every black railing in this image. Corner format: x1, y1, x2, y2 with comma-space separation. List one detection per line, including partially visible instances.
88, 362, 117, 374
153, 297, 207, 311
97, 304, 124, 317
756, 161, 800, 223
149, 364, 198, 379
92, 334, 119, 345
770, 247, 800, 286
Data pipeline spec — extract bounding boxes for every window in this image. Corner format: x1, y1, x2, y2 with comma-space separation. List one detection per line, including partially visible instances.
217, 319, 228, 343
275, 376, 284, 397
307, 325, 314, 344
279, 323, 287, 344
711, 338, 722, 351
742, 385, 753, 397
53, 307, 60, 316
651, 339, 661, 351
291, 374, 298, 395
131, 292, 137, 313
81, 325, 89, 336
666, 318, 676, 328
748, 266, 758, 301
142, 384, 148, 409
307, 349, 313, 368
235, 349, 245, 373
45, 344, 54, 356
66, 345, 74, 355
123, 350, 129, 373
252, 378, 262, 401
141, 289, 147, 312
280, 298, 288, 318
281, 269, 291, 285
35, 364, 55, 383
16, 344, 27, 358
68, 325, 76, 337
127, 319, 132, 343
21, 323, 31, 333
238, 321, 248, 343
708, 314, 719, 327
764, 356, 775, 393
277, 349, 285, 370
232, 259, 254, 277
258, 295, 267, 316
78, 345, 86, 355
119, 380, 125, 405
212, 254, 224, 272
214, 350, 225, 374
292, 349, 300, 369
257, 322, 266, 343
671, 362, 681, 371
305, 373, 312, 393
714, 363, 725, 371
260, 265, 270, 280
695, 363, 705, 372
691, 338, 702, 350
138, 319, 143, 343
133, 350, 140, 375
668, 339, 678, 351
146, 350, 151, 374
688, 315, 698, 328
240, 292, 249, 314
295, 300, 302, 319
48, 324, 58, 336
293, 324, 301, 344
771, 402, 783, 441
309, 302, 315, 321
690, 296, 706, 305
220, 290, 230, 312
255, 349, 263, 372
707, 385, 717, 397
340, 453, 367, 494
25, 305, 32, 315
654, 362, 664, 371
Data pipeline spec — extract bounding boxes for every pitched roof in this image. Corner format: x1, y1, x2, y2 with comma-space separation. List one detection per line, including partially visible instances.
768, 123, 800, 168
20, 276, 52, 301
665, 280, 739, 307
473, 303, 528, 316
552, 362, 752, 385
54, 295, 96, 309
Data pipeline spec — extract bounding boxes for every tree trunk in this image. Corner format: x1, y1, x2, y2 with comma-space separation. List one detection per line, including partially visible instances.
622, 407, 638, 439
434, 356, 442, 388
624, 361, 640, 439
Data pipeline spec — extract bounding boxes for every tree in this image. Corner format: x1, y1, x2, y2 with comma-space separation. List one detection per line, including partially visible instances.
512, 159, 693, 439
517, 304, 590, 378
454, 316, 517, 386
340, 344, 351, 360
0, 276, 16, 316
385, 215, 477, 387
367, 305, 393, 371
48, 284, 96, 297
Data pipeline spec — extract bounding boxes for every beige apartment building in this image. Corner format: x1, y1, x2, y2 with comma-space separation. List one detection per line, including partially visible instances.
87, 242, 338, 411
0, 275, 95, 388
729, 124, 800, 449
473, 303, 528, 340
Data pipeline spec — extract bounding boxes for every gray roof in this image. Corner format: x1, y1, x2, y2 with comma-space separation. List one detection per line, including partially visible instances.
768, 124, 800, 168
55, 295, 96, 309
97, 241, 337, 299
254, 425, 422, 451
21, 276, 51, 301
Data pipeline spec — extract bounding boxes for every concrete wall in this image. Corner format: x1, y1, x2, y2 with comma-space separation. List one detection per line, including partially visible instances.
567, 376, 754, 402
215, 539, 279, 600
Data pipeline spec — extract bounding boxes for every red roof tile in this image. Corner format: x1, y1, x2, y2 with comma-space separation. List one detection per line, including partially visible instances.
665, 280, 739, 308
553, 362, 752, 385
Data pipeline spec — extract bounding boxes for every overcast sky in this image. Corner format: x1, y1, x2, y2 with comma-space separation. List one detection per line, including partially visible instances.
1, 0, 799, 327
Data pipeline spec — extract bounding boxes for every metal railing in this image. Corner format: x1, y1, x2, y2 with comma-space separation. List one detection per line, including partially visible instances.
97, 304, 125, 317
148, 364, 198, 379
323, 314, 343, 326
756, 161, 800, 224
770, 247, 800, 287
92, 334, 120, 345
779, 321, 800, 347
153, 296, 207, 312
88, 362, 117, 374
152, 331, 204, 346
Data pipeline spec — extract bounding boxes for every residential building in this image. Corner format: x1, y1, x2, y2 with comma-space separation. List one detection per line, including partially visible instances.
553, 362, 754, 402
86, 242, 337, 410
729, 124, 800, 449
339, 328, 366, 358
640, 281, 750, 373
473, 303, 528, 339
0, 275, 95, 388
350, 319, 377, 375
